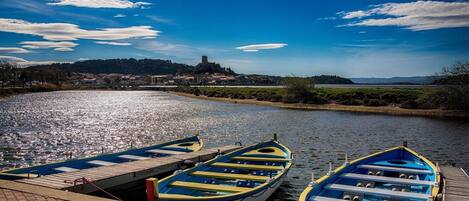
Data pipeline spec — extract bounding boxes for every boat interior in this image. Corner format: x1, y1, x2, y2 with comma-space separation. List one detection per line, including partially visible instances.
158, 141, 292, 199
307, 147, 437, 201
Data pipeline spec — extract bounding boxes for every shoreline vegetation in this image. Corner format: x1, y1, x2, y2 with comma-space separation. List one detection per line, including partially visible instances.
169, 86, 468, 119
0, 84, 65, 99
1, 86, 467, 119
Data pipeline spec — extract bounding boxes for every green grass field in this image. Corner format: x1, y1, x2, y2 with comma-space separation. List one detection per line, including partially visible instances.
173, 86, 443, 109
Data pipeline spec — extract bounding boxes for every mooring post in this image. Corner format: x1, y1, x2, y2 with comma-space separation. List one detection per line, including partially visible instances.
273, 133, 278, 141
327, 162, 333, 175
403, 141, 408, 147
309, 172, 317, 186
146, 177, 158, 201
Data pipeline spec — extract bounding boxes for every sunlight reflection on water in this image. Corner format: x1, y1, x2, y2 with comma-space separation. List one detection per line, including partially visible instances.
1, 90, 468, 200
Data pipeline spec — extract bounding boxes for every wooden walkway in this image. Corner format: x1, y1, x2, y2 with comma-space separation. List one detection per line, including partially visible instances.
16, 145, 241, 194
0, 179, 114, 201
441, 165, 469, 201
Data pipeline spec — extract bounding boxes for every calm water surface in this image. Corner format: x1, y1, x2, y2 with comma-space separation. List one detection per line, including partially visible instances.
1, 91, 468, 200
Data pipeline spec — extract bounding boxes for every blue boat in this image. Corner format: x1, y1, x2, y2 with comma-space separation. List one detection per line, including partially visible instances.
155, 138, 292, 201
0, 136, 203, 180
300, 146, 441, 201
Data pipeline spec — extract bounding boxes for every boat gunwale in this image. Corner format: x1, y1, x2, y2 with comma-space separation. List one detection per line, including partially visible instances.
299, 146, 441, 201
157, 139, 293, 200
0, 135, 203, 178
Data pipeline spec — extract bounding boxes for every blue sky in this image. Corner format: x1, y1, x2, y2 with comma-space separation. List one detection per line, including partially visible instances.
0, 0, 467, 77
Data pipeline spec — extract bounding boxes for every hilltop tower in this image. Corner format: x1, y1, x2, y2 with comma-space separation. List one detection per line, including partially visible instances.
201, 55, 208, 64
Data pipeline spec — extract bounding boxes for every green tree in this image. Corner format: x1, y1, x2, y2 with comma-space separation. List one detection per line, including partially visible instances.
0, 61, 17, 88
282, 76, 328, 104
438, 62, 469, 111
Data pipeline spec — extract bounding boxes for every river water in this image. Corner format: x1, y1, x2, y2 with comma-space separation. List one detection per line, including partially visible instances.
0, 90, 468, 200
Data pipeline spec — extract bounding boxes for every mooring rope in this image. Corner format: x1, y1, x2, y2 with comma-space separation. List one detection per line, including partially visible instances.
64, 177, 123, 201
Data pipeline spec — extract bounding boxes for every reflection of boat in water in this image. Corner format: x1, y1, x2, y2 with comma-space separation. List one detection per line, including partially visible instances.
156, 137, 292, 201
300, 146, 441, 201
0, 136, 203, 180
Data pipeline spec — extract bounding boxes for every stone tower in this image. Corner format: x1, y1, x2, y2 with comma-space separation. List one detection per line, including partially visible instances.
201, 55, 208, 64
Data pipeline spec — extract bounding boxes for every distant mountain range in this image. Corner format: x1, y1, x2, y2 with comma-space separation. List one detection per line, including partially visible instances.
349, 76, 440, 84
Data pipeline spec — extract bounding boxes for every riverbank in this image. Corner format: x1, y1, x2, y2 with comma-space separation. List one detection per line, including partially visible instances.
0, 84, 78, 99
171, 91, 468, 119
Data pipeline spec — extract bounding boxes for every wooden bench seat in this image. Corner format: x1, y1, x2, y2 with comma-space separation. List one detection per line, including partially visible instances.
326, 184, 431, 200
170, 181, 251, 193
211, 162, 283, 171
191, 171, 269, 182
341, 173, 434, 186
358, 164, 432, 174
232, 156, 290, 162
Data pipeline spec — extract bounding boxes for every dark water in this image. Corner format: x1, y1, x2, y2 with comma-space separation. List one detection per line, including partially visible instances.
1, 91, 468, 200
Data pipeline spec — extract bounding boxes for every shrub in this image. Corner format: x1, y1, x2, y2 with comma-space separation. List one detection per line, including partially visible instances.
282, 94, 300, 103
339, 99, 362, 106
269, 94, 283, 102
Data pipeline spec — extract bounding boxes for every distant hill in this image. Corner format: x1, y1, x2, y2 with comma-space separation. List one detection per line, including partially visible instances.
31, 58, 235, 75
312, 75, 354, 84
350, 76, 438, 84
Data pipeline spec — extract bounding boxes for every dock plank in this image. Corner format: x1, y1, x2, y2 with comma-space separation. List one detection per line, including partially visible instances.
440, 165, 469, 201
0, 179, 115, 201
17, 145, 241, 194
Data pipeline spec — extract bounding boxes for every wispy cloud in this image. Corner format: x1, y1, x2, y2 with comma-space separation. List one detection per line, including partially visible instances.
339, 1, 469, 31
146, 15, 174, 24
0, 18, 159, 41
20, 41, 78, 52
114, 14, 126, 18
236, 43, 287, 52
95, 41, 131, 46
47, 0, 151, 9
0, 47, 31, 53
136, 41, 192, 55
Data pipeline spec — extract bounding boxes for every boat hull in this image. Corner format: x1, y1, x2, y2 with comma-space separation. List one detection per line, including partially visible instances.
300, 146, 440, 201
157, 139, 292, 201
0, 136, 203, 180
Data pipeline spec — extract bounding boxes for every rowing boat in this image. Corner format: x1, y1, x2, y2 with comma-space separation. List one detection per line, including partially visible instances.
300, 145, 441, 201
155, 137, 292, 200
0, 135, 203, 180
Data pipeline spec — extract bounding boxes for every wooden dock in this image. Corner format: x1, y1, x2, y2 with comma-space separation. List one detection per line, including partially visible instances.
16, 145, 241, 194
440, 165, 469, 201
0, 179, 114, 201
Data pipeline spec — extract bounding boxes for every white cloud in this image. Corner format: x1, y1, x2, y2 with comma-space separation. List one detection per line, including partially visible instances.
20, 41, 78, 52
236, 43, 287, 52
340, 1, 469, 31
0, 47, 31, 53
114, 14, 126, 18
0, 55, 62, 66
0, 18, 159, 41
95, 41, 131, 46
47, 0, 151, 9
340, 11, 370, 19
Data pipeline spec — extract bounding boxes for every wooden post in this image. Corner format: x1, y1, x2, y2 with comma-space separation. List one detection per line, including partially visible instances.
146, 178, 158, 201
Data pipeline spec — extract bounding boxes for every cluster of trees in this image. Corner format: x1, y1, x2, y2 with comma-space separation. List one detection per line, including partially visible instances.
311, 75, 354, 84
36, 59, 195, 75
34, 58, 237, 75
433, 62, 469, 111
0, 62, 66, 88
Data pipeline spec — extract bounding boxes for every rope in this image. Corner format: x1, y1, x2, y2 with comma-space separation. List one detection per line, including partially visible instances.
64, 177, 123, 201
